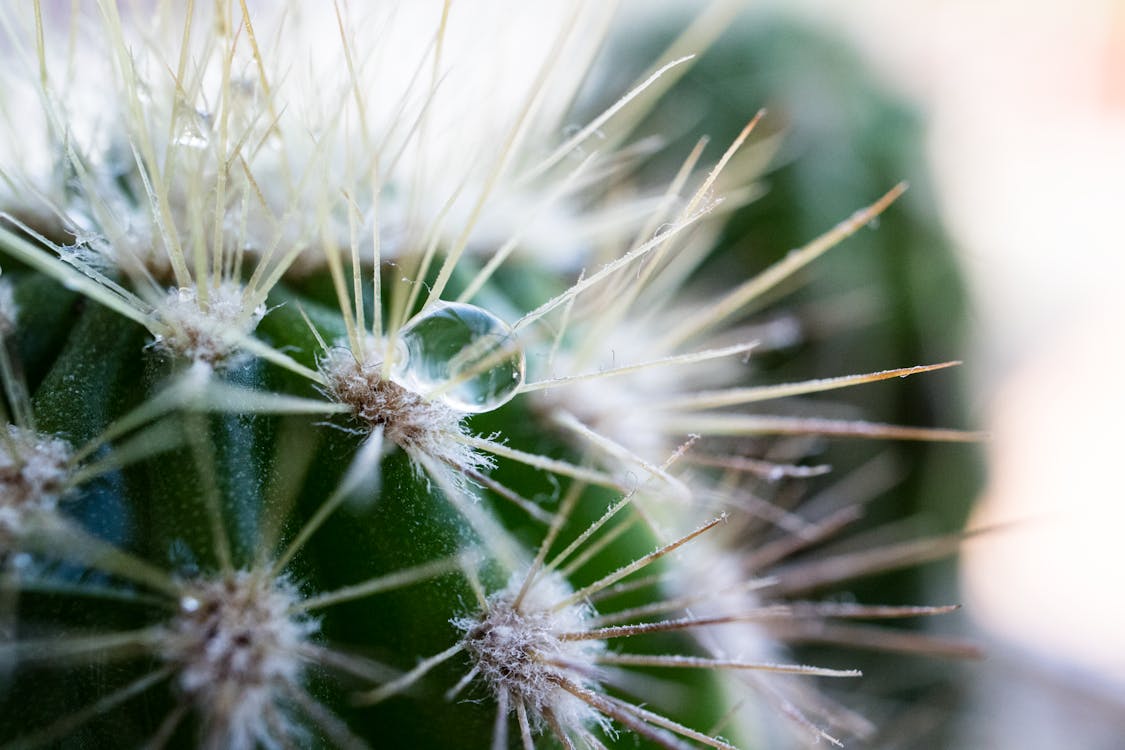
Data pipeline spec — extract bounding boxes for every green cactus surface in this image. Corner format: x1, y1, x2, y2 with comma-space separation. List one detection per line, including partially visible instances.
0, 2, 980, 749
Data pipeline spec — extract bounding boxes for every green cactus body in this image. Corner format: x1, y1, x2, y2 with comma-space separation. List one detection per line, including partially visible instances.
0, 2, 979, 749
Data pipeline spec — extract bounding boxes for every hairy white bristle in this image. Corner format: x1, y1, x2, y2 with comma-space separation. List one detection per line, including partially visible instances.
320, 344, 493, 477
161, 570, 317, 750
0, 426, 72, 541
150, 284, 266, 365
455, 570, 606, 733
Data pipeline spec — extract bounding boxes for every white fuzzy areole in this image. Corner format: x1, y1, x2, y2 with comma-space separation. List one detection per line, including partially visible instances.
0, 426, 72, 541
455, 570, 606, 733
162, 571, 317, 750
319, 343, 493, 479
150, 283, 266, 365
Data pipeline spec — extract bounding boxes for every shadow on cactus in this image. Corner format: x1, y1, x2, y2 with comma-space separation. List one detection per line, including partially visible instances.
0, 1, 981, 748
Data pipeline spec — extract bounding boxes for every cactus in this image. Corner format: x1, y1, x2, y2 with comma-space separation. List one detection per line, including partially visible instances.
0, 2, 979, 749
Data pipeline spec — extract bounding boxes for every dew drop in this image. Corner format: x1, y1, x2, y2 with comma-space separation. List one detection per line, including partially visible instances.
174, 128, 209, 150
174, 111, 212, 150
394, 301, 524, 413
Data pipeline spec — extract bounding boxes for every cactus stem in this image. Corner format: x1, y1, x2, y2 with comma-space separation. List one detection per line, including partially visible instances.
4, 666, 176, 750
0, 2, 984, 746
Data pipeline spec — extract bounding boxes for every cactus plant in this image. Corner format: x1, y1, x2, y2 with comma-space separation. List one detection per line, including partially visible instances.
0, 2, 980, 748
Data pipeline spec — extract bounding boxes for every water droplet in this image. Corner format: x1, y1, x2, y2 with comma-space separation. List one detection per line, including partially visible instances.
174, 110, 212, 150
180, 595, 201, 613
174, 129, 209, 149
393, 301, 524, 413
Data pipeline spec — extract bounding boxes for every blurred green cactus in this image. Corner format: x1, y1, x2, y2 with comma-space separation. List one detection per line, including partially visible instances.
0, 2, 980, 749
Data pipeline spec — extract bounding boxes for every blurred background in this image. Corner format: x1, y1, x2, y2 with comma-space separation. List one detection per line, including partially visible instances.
611, 1, 1125, 747
755, 5, 1125, 748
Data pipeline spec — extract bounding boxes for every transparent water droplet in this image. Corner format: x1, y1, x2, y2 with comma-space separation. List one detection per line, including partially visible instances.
394, 301, 524, 413
174, 129, 209, 149
174, 110, 212, 150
